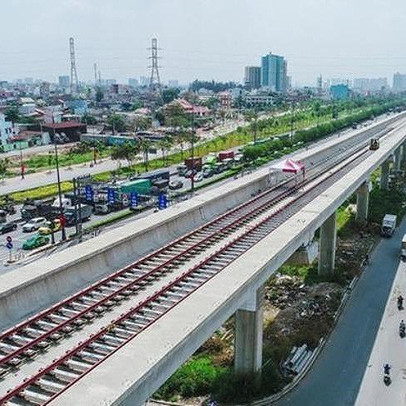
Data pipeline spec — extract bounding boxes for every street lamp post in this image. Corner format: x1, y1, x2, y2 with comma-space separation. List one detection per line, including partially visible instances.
290, 102, 295, 142
19, 143, 24, 180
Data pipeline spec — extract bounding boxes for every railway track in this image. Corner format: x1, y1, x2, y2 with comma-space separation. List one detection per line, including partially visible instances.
0, 134, 368, 379
0, 130, 386, 404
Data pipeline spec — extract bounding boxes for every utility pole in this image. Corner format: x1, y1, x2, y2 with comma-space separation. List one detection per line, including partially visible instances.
69, 37, 79, 94
19, 143, 24, 180
53, 127, 66, 241
148, 38, 162, 92
290, 102, 295, 142
190, 116, 195, 194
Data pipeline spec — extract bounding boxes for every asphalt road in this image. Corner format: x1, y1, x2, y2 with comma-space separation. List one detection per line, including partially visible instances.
0, 119, 245, 196
355, 231, 406, 405
275, 219, 405, 406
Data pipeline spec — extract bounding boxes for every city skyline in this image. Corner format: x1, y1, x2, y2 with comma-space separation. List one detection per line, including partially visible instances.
1, 0, 406, 86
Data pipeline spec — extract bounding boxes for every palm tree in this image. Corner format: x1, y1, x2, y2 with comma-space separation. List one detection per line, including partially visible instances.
139, 139, 151, 171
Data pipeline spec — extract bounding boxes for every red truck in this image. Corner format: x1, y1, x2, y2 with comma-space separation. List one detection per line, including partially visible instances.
218, 150, 235, 161
184, 157, 203, 171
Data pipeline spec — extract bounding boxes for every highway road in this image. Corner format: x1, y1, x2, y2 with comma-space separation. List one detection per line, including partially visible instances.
0, 118, 245, 196
355, 236, 406, 405
275, 218, 406, 406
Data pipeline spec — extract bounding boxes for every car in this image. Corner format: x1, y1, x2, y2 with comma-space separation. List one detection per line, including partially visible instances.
22, 234, 50, 250
22, 217, 47, 233
203, 168, 214, 178
193, 172, 204, 182
38, 219, 62, 235
169, 180, 183, 190
0, 221, 17, 234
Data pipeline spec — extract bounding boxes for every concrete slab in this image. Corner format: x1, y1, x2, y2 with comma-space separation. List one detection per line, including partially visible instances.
53, 119, 406, 406
0, 113, 405, 332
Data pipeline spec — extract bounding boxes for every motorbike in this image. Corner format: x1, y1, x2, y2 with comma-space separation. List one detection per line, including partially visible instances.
400, 324, 406, 338
384, 375, 391, 386
398, 296, 404, 310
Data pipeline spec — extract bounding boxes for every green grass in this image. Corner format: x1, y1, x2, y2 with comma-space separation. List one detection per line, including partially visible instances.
9, 181, 73, 203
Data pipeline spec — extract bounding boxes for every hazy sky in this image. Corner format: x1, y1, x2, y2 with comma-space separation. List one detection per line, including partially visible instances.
1, 0, 405, 86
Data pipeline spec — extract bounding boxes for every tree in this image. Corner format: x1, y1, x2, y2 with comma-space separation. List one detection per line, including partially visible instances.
0, 158, 10, 179
132, 116, 152, 132
95, 87, 104, 103
111, 142, 138, 167
139, 138, 151, 171
157, 136, 173, 166
4, 106, 19, 126
164, 103, 189, 128
81, 113, 97, 125
313, 101, 321, 126
244, 109, 259, 143
108, 114, 127, 134
162, 88, 180, 104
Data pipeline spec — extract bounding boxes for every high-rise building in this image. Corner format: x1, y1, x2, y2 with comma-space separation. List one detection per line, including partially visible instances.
244, 66, 261, 89
59, 75, 70, 88
261, 53, 288, 93
128, 78, 139, 88
139, 76, 149, 86
393, 73, 406, 92
353, 78, 388, 92
330, 84, 350, 100
168, 80, 179, 88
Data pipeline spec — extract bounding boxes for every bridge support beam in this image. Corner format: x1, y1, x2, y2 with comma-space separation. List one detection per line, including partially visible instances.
356, 182, 369, 223
380, 160, 390, 190
318, 212, 337, 276
234, 286, 264, 376
395, 148, 402, 171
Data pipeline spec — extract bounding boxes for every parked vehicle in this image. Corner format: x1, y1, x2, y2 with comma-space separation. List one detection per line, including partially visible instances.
94, 203, 110, 215
213, 162, 225, 174
401, 234, 406, 260
381, 214, 397, 237
169, 180, 183, 190
222, 158, 234, 170
21, 199, 58, 221
218, 150, 235, 161
22, 234, 50, 250
0, 221, 17, 234
203, 166, 214, 178
136, 169, 170, 184
65, 204, 92, 226
184, 157, 203, 171
177, 165, 188, 177
152, 179, 169, 189
204, 154, 217, 169
119, 179, 151, 195
193, 172, 204, 182
0, 210, 7, 223
38, 219, 62, 235
22, 217, 47, 233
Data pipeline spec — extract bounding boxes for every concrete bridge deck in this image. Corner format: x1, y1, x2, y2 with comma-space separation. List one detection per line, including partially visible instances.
50, 119, 406, 405
0, 113, 403, 332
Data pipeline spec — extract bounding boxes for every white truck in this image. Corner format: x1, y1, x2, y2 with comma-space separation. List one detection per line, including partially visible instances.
401, 234, 406, 260
381, 214, 397, 237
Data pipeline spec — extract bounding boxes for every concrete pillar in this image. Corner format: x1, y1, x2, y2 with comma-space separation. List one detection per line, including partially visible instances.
234, 286, 264, 375
395, 148, 402, 171
356, 181, 369, 223
318, 212, 337, 276
380, 160, 390, 190
401, 143, 406, 166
